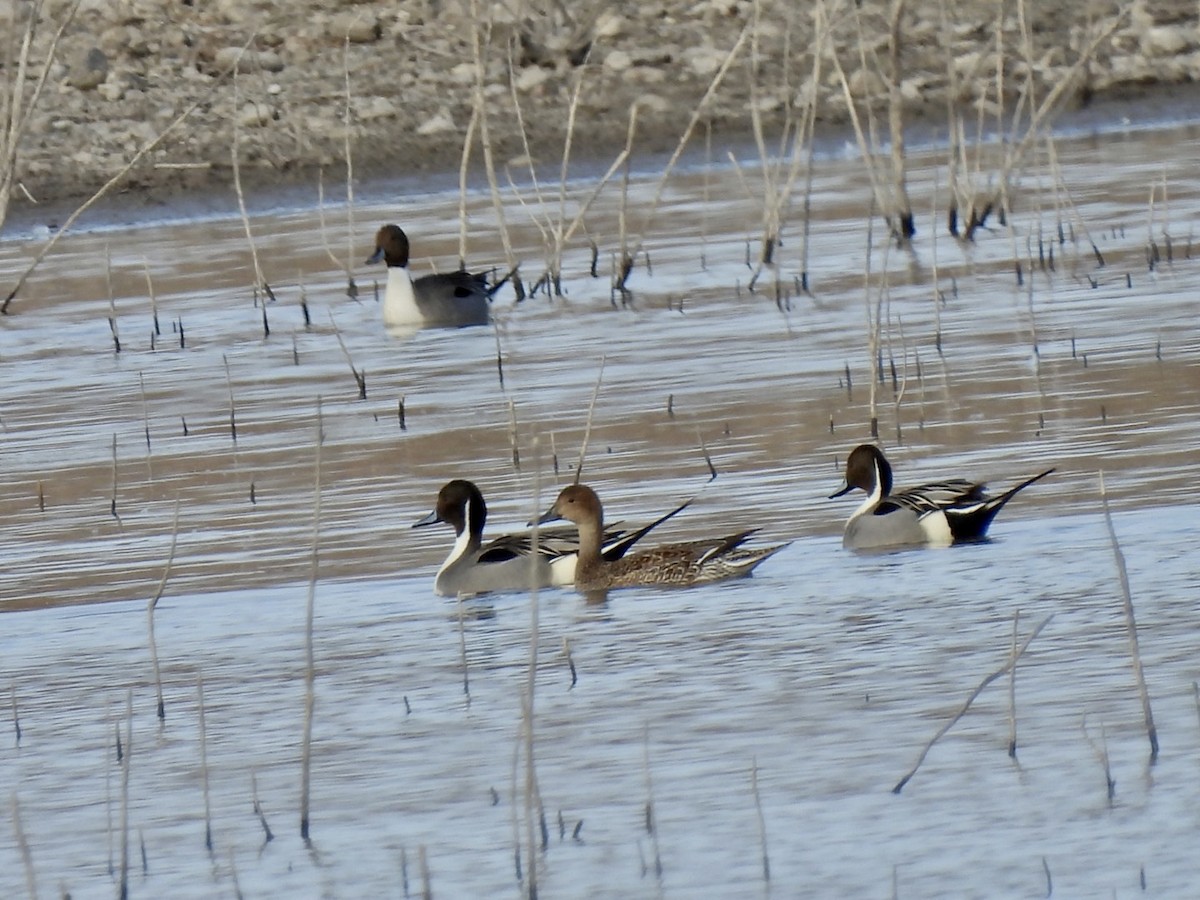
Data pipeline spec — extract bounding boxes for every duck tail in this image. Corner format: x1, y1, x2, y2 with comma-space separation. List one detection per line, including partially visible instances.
949, 467, 1054, 540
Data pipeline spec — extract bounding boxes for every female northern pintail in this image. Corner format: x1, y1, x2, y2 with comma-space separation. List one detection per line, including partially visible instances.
413, 479, 690, 597
537, 484, 788, 591
367, 224, 494, 327
830, 444, 1054, 550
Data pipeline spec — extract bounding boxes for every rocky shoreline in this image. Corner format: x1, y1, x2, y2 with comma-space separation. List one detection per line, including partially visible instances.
3, 0, 1200, 220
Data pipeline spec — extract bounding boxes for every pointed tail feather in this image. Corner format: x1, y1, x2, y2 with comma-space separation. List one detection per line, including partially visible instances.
948, 467, 1054, 541
602, 498, 694, 562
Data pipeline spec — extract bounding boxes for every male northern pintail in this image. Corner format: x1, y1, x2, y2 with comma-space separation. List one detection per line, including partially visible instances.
537, 483, 788, 591
830, 444, 1054, 550
367, 224, 495, 327
414, 479, 690, 597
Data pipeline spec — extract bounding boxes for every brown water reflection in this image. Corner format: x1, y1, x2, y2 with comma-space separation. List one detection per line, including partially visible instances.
1, 122, 1198, 612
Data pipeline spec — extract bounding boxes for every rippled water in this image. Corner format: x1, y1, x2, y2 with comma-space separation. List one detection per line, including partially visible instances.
2, 116, 1199, 896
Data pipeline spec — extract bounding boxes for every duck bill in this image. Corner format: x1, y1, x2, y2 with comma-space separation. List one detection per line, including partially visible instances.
365, 246, 384, 265
828, 482, 853, 499
412, 509, 440, 528
531, 505, 562, 527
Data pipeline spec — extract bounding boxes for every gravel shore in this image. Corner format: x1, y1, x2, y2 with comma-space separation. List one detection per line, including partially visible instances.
3, 0, 1200, 216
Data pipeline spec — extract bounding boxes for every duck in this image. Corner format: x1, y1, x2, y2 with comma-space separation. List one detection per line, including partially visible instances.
537, 483, 788, 591
413, 479, 691, 597
830, 444, 1054, 550
366, 224, 494, 327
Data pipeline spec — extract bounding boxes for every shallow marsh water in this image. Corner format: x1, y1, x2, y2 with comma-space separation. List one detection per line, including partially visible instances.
1, 116, 1199, 896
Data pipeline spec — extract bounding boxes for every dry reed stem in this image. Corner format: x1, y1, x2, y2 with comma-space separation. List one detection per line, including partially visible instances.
457, 594, 471, 704
105, 698, 114, 876
138, 372, 152, 480
862, 199, 880, 438
0, 0, 81, 233
106, 247, 120, 353
9, 684, 19, 746
962, 4, 1129, 239
885, 0, 914, 239
1099, 470, 1158, 760
2, 33, 255, 313
329, 312, 367, 399
110, 433, 122, 526
252, 771, 274, 845
617, 18, 753, 289
316, 172, 353, 291
300, 402, 323, 842
743, 2, 811, 301
148, 498, 182, 721
520, 450, 543, 898
457, 102, 481, 265
196, 676, 213, 853
825, 3, 902, 241
11, 792, 38, 899
341, 39, 358, 299
223, 355, 238, 445
642, 725, 663, 878
1007, 608, 1020, 758
893, 613, 1053, 793
119, 690, 132, 898
143, 257, 160, 337
1081, 714, 1116, 803
419, 845, 432, 900
751, 757, 770, 882
468, 5, 519, 279
231, 74, 272, 305
572, 356, 606, 484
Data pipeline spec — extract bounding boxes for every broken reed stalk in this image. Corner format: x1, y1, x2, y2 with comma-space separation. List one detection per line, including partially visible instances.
148, 498, 182, 720
1099, 470, 1158, 760
252, 771, 274, 844
230, 73, 273, 305
0, 0, 82, 229
139, 371, 152, 480
751, 757, 770, 882
119, 690, 132, 899
893, 613, 1053, 793
572, 355, 606, 484
143, 257, 160, 338
329, 312, 366, 398
11, 792, 39, 899
300, 402, 323, 842
197, 675, 213, 853
3, 33, 256, 313
507, 397, 520, 471
110, 433, 122, 525
1081, 714, 1116, 804
106, 246, 120, 353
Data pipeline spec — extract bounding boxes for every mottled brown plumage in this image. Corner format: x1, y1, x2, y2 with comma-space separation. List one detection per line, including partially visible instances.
538, 484, 788, 591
